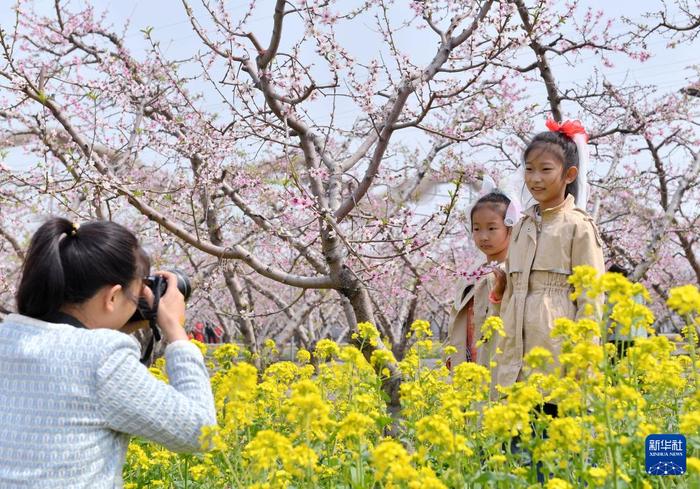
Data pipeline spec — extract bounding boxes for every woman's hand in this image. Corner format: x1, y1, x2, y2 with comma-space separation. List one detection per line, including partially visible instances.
146, 271, 188, 343
491, 267, 506, 302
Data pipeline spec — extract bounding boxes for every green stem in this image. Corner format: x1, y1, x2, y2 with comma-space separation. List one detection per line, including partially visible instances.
183, 456, 189, 489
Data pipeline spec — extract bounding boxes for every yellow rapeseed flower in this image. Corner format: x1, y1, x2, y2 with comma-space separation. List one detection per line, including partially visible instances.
295, 348, 311, 364
199, 425, 227, 452
126, 443, 152, 471
551, 317, 599, 344
213, 343, 240, 364
288, 444, 318, 477
408, 466, 447, 489
546, 478, 573, 489
284, 379, 333, 441
148, 362, 169, 383
408, 319, 433, 339
263, 338, 278, 354
505, 383, 544, 411
264, 361, 301, 385
524, 346, 554, 370
687, 457, 700, 475
188, 464, 207, 482
413, 339, 434, 358
337, 411, 377, 441
483, 404, 530, 439
667, 284, 700, 315
122, 273, 700, 489
568, 265, 601, 301
353, 321, 380, 346
452, 362, 490, 403
488, 454, 507, 466
479, 316, 506, 344
371, 439, 416, 482
243, 430, 293, 473
610, 298, 655, 336
415, 414, 463, 453
314, 338, 341, 360
547, 418, 584, 453
680, 411, 700, 435
371, 348, 397, 368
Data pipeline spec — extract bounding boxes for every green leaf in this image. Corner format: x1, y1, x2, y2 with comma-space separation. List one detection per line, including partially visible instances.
470, 471, 520, 484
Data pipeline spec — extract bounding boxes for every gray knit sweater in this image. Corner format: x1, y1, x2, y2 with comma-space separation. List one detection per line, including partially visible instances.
0, 314, 216, 488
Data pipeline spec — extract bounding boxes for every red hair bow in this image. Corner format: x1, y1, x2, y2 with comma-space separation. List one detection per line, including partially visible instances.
545, 118, 589, 143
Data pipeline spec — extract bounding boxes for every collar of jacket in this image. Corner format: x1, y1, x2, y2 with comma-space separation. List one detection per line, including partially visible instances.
524, 194, 575, 221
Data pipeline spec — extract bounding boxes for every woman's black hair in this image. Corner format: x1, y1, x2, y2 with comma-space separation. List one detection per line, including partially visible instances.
470, 191, 511, 230
16, 217, 150, 319
524, 131, 579, 201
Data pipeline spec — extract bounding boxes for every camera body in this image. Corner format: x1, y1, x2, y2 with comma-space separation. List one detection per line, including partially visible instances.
129, 269, 191, 323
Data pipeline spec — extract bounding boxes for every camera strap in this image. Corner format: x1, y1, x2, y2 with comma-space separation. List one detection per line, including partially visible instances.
42, 311, 87, 329
139, 279, 163, 364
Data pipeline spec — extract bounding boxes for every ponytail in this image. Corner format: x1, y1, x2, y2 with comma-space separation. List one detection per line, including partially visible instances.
16, 217, 150, 319
16, 218, 72, 317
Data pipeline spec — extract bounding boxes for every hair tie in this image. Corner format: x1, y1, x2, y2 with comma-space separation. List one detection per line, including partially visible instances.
545, 118, 589, 143
70, 222, 80, 237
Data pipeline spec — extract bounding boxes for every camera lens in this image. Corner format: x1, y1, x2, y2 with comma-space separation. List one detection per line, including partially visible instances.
128, 269, 192, 323
169, 269, 192, 300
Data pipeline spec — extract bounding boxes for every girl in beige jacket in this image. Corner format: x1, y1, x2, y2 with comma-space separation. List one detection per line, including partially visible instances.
447, 191, 516, 369
491, 120, 605, 402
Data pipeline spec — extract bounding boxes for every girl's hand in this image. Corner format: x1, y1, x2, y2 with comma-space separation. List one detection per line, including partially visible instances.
146, 271, 188, 343
491, 267, 506, 301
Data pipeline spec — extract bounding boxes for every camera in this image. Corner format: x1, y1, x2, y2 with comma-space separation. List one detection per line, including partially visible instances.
129, 269, 192, 323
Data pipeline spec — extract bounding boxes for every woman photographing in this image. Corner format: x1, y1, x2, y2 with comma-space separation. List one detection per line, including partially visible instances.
0, 217, 215, 488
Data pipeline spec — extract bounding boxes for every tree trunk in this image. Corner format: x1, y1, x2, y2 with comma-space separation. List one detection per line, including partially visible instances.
223, 267, 260, 368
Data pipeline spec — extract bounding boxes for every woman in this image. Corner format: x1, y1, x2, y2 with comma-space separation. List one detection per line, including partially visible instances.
0, 218, 216, 488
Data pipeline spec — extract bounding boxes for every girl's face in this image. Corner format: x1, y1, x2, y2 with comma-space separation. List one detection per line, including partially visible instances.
471, 206, 510, 262
524, 149, 578, 209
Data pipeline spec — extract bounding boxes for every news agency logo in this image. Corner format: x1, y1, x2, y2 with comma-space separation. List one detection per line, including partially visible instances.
645, 434, 686, 476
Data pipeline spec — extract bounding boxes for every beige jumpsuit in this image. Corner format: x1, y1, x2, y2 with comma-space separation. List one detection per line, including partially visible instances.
492, 194, 605, 392
447, 264, 504, 369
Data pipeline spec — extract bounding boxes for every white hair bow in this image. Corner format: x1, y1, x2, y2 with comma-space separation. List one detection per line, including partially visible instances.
476, 174, 522, 227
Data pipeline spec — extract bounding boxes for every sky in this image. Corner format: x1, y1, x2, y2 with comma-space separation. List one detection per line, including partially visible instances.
2, 1, 696, 115
127, 1, 694, 106
48, 0, 698, 90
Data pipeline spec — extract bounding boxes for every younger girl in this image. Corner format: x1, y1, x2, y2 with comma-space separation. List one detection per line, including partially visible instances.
491, 120, 605, 399
447, 190, 517, 368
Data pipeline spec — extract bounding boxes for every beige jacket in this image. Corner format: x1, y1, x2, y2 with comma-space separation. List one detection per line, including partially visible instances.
492, 194, 605, 392
447, 263, 504, 369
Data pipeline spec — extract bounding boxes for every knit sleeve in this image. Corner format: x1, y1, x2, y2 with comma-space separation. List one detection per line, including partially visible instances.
95, 337, 216, 453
